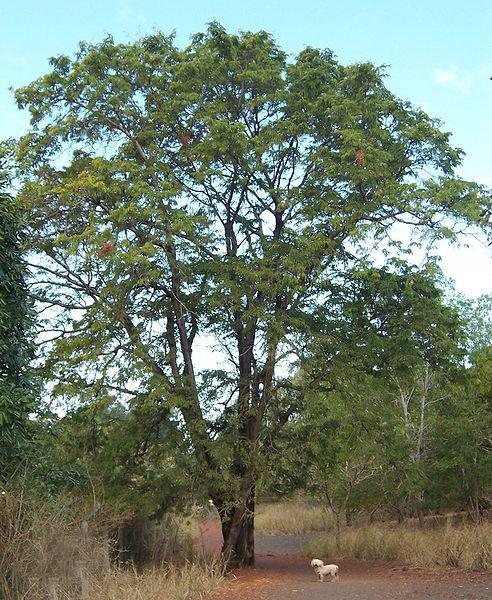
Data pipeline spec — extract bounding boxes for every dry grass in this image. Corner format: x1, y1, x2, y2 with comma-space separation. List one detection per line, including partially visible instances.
21, 559, 224, 600
255, 501, 492, 572
0, 485, 223, 600
255, 501, 334, 535
87, 560, 224, 600
301, 522, 492, 571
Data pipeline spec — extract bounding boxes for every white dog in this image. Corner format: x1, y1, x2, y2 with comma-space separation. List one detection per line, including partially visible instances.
310, 558, 339, 582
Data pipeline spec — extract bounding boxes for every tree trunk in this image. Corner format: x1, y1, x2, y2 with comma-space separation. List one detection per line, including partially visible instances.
345, 509, 353, 527
396, 505, 405, 524
369, 504, 380, 524
218, 485, 255, 569
468, 495, 486, 524
334, 511, 341, 550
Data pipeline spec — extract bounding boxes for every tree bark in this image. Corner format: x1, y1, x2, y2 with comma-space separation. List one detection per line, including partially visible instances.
218, 484, 255, 569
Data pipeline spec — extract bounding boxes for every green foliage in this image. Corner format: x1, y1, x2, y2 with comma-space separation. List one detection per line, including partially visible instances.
0, 167, 34, 474
452, 293, 492, 359
264, 266, 491, 520
54, 402, 199, 517
306, 261, 464, 376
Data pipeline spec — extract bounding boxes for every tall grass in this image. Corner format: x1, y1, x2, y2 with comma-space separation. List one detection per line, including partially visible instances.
87, 560, 224, 600
301, 522, 492, 571
255, 501, 334, 535
0, 483, 223, 599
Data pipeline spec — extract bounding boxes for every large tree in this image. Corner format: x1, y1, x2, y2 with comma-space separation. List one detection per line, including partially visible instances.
11, 24, 490, 566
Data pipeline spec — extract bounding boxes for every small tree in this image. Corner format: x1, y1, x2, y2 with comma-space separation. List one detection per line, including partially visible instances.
431, 347, 492, 520
307, 405, 381, 547
11, 25, 489, 566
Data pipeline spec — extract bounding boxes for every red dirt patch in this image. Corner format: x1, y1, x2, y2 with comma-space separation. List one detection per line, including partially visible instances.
195, 517, 223, 556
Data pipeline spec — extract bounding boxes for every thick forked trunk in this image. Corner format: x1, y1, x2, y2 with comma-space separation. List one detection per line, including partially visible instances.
218, 484, 255, 569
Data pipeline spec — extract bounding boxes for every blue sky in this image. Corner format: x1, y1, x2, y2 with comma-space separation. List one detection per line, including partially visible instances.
1, 0, 491, 296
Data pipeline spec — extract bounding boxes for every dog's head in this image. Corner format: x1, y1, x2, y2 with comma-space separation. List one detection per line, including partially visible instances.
310, 558, 324, 570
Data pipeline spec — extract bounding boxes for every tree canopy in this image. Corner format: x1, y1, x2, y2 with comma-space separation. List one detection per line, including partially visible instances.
10, 23, 490, 566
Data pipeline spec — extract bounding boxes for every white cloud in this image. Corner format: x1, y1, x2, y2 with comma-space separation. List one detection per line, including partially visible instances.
434, 66, 473, 94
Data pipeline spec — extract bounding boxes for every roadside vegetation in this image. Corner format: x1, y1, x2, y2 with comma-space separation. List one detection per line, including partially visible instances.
0, 479, 222, 599
301, 522, 492, 571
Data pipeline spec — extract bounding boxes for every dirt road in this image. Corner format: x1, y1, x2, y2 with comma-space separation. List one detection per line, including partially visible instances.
199, 520, 492, 599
